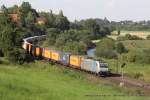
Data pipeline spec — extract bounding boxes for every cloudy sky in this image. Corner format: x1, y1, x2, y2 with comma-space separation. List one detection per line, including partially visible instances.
0, 0, 149, 21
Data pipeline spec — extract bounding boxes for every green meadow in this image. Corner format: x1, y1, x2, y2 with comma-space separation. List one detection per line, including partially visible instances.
0, 61, 149, 100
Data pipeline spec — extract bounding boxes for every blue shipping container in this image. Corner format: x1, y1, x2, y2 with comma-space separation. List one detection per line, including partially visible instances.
59, 52, 71, 65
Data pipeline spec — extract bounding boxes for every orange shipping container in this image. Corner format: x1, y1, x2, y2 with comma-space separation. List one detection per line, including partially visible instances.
70, 55, 84, 68
35, 47, 42, 56
51, 51, 60, 61
42, 49, 51, 59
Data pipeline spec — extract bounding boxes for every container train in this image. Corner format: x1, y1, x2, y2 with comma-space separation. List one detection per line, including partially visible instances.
22, 35, 109, 76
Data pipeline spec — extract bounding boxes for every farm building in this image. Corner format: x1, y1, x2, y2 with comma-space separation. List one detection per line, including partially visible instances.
36, 17, 47, 25
9, 14, 20, 22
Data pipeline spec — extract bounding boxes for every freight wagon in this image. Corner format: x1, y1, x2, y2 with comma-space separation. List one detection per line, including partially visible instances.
51, 50, 61, 62
59, 52, 71, 66
42, 48, 51, 60
69, 55, 84, 69
35, 47, 43, 57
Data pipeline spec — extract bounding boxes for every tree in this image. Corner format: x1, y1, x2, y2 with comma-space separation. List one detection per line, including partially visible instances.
117, 30, 120, 35
46, 28, 60, 45
59, 10, 64, 17
20, 2, 31, 15
48, 10, 55, 27
14, 27, 31, 46
7, 5, 19, 13
116, 42, 127, 54
0, 25, 15, 55
55, 10, 70, 31
83, 19, 99, 36
1, 5, 8, 13
25, 11, 37, 25
95, 38, 117, 59
7, 48, 34, 64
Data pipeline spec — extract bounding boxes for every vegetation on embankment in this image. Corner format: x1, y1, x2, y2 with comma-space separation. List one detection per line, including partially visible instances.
0, 61, 149, 100
94, 37, 150, 82
107, 58, 150, 82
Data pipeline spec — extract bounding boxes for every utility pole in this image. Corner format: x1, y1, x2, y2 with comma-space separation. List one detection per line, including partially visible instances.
120, 63, 126, 87
117, 56, 119, 73
116, 55, 119, 74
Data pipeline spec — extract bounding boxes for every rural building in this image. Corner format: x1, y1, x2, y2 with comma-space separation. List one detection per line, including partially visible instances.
9, 14, 20, 22
36, 17, 47, 25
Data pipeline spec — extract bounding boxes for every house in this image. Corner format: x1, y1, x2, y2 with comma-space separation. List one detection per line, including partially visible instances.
9, 14, 20, 22
36, 17, 47, 25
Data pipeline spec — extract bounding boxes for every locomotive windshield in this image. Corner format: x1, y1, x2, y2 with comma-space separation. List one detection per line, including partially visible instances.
99, 63, 108, 68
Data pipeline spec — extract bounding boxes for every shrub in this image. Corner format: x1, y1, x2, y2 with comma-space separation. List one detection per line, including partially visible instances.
96, 38, 117, 59
115, 42, 127, 54
126, 52, 137, 62
96, 49, 117, 59
126, 49, 150, 64
117, 34, 143, 41
146, 35, 150, 40
0, 49, 4, 57
133, 72, 143, 79
7, 48, 34, 64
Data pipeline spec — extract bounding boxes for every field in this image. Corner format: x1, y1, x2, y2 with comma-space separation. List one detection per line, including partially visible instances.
122, 40, 150, 51
0, 61, 149, 100
108, 31, 150, 40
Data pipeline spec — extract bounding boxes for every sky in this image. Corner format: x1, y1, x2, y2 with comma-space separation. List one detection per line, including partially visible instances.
0, 0, 150, 22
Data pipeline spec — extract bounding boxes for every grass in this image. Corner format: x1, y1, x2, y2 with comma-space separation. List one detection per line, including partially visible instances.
106, 59, 150, 82
0, 61, 149, 100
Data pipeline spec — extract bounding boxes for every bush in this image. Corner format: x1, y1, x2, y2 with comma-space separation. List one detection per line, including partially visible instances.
115, 42, 127, 54
7, 48, 34, 64
96, 38, 117, 59
0, 49, 4, 57
127, 52, 136, 62
97, 50, 117, 59
133, 72, 143, 79
126, 49, 150, 64
117, 34, 143, 41
146, 35, 150, 40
